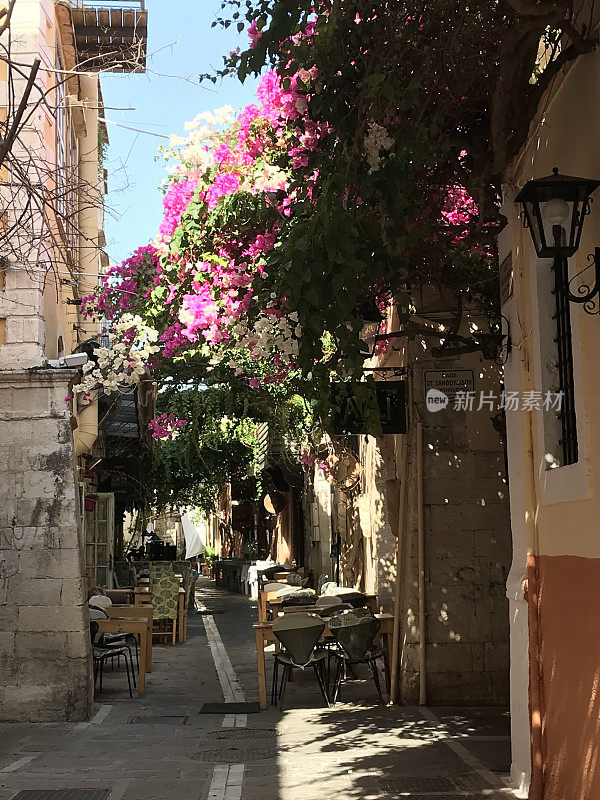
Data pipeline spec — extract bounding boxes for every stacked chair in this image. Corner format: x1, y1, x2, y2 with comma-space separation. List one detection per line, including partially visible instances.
88, 615, 135, 698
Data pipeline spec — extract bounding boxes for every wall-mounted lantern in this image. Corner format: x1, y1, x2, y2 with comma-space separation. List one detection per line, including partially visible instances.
516, 167, 600, 313
515, 167, 600, 466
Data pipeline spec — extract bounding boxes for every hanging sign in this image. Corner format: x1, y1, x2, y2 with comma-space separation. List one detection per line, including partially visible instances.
330, 381, 407, 434
263, 491, 286, 515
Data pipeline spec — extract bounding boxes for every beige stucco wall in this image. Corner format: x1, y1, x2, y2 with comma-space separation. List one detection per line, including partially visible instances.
504, 48, 600, 560
502, 45, 600, 800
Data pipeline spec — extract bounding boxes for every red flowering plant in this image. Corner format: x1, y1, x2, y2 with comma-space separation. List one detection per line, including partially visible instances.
199, 3, 507, 404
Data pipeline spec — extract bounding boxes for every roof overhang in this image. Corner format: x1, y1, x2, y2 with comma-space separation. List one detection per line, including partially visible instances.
59, 2, 148, 73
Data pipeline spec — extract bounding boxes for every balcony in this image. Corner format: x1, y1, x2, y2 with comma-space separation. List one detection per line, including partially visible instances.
67, 1, 148, 73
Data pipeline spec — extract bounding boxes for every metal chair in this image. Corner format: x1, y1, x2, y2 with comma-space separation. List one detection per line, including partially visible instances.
271, 613, 330, 710
89, 599, 139, 672
329, 608, 388, 704
90, 621, 135, 698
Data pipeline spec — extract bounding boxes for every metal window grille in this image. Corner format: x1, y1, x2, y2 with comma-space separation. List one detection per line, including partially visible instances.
553, 255, 578, 465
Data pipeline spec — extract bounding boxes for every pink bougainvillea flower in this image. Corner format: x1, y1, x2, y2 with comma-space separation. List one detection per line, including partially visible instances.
206, 172, 241, 210
159, 179, 197, 239
248, 19, 262, 48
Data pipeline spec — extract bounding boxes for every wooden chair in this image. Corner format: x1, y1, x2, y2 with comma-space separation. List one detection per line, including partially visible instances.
149, 568, 178, 645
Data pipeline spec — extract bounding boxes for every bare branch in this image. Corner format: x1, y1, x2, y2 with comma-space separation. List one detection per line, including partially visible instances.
0, 0, 16, 39
505, 0, 570, 17
0, 58, 40, 169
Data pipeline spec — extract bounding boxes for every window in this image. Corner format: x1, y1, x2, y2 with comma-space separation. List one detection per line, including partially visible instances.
55, 43, 78, 248
552, 255, 578, 465
536, 249, 578, 469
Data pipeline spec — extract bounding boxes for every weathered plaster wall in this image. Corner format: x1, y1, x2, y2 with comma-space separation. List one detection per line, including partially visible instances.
0, 369, 92, 721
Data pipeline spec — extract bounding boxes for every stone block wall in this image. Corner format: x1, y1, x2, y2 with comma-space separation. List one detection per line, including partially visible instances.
400, 358, 512, 705
0, 369, 93, 721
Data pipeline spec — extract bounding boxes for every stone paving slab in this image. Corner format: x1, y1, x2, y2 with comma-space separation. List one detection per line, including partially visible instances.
0, 579, 515, 800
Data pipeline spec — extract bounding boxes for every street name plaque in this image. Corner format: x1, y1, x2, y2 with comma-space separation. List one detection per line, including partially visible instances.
424, 369, 474, 399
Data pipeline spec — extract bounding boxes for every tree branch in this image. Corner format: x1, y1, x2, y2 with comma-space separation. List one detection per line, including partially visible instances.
505, 0, 570, 17
0, 0, 16, 39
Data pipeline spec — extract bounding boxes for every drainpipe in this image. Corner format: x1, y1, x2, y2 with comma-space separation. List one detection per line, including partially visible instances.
390, 428, 408, 704
416, 417, 426, 705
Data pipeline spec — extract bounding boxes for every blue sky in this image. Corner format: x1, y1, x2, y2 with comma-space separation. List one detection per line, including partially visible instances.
100, 0, 259, 265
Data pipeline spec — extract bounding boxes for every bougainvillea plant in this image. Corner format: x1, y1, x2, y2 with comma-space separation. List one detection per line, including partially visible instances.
83, 0, 596, 507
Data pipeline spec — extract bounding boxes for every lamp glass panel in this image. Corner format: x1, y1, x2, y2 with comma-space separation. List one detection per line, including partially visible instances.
526, 200, 545, 257
571, 198, 585, 253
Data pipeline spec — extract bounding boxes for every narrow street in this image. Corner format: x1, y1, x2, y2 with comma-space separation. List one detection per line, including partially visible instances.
0, 580, 513, 800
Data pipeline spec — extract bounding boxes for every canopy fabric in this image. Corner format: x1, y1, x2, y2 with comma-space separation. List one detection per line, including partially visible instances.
181, 509, 207, 560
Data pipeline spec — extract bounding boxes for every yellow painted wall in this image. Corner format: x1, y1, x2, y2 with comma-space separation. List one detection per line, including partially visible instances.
506, 48, 600, 559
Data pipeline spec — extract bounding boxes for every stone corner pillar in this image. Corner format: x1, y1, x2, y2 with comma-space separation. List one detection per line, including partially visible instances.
0, 368, 93, 722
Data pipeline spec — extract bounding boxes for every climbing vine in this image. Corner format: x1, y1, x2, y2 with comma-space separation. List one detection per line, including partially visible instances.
82, 0, 596, 508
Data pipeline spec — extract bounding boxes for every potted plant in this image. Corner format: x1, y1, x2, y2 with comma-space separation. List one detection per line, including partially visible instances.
203, 546, 216, 577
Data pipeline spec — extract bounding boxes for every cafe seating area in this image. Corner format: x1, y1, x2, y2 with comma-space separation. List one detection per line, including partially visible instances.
85, 556, 395, 714
251, 569, 394, 711
85, 559, 197, 699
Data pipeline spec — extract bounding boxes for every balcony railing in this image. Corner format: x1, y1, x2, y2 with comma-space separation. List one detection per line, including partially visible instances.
71, 1, 145, 9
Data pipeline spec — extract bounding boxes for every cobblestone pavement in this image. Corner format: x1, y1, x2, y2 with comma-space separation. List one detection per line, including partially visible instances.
0, 579, 516, 800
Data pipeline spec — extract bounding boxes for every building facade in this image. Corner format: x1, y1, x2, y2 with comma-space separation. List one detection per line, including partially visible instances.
0, 0, 147, 721
500, 30, 600, 800
305, 295, 513, 706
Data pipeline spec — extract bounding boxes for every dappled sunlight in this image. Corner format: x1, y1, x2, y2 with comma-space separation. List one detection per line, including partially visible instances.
272, 700, 511, 799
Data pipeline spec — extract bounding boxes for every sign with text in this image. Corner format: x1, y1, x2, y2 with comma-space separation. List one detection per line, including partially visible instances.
330, 381, 407, 434
424, 369, 474, 400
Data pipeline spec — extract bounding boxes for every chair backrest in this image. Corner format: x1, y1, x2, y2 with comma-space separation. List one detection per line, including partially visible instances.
149, 562, 172, 583
149, 569, 179, 620
263, 582, 288, 594
331, 589, 368, 608
89, 620, 104, 646
329, 609, 379, 662
182, 566, 197, 606
273, 613, 325, 666
316, 595, 351, 615
89, 594, 112, 609
88, 605, 108, 620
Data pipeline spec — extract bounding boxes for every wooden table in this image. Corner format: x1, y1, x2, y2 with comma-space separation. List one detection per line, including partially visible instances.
134, 587, 186, 643
106, 604, 153, 672
267, 593, 379, 619
97, 617, 150, 697
258, 588, 300, 622
253, 612, 394, 710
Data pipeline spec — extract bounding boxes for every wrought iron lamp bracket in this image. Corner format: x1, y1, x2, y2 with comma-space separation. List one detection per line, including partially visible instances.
567, 246, 600, 315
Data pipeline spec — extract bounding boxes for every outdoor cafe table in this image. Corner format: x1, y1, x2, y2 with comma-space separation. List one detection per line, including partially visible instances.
106, 604, 153, 672
134, 586, 187, 643
253, 612, 394, 710
96, 615, 150, 697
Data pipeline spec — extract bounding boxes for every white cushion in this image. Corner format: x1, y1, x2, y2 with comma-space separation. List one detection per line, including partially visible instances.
89, 606, 108, 620
89, 594, 112, 608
